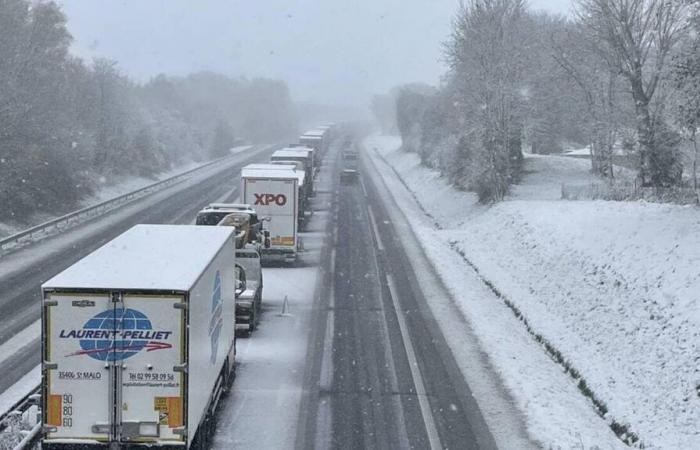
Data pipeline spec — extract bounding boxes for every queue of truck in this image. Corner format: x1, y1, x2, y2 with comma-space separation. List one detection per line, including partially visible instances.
39, 125, 336, 449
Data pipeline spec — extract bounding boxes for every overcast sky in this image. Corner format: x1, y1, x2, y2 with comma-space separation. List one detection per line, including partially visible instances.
59, 0, 573, 107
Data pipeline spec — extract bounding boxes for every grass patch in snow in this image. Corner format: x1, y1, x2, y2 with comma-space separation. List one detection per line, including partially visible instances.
447, 240, 641, 447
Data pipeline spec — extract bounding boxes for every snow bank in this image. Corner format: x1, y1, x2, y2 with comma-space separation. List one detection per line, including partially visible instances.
0, 366, 39, 417
365, 134, 700, 449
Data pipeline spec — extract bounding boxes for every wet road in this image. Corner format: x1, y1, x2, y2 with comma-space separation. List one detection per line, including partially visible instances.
297, 137, 497, 449
0, 145, 278, 395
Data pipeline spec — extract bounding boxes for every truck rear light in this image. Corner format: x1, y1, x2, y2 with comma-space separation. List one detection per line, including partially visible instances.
46, 394, 62, 426
167, 397, 182, 428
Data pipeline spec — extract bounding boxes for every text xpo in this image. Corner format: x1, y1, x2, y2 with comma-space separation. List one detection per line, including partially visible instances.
254, 193, 287, 206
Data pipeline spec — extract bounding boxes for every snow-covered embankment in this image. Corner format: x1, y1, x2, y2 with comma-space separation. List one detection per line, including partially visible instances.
364, 134, 699, 449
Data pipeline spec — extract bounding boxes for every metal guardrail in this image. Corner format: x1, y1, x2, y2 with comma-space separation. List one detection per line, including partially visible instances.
0, 385, 40, 450
0, 386, 40, 432
0, 147, 256, 256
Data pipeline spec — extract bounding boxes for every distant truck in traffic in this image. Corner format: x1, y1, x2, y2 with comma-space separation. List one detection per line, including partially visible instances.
243, 163, 308, 225
41, 224, 239, 449
241, 164, 300, 263
270, 147, 316, 192
299, 129, 328, 159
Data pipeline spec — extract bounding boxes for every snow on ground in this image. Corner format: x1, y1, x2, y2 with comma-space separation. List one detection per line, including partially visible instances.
0, 145, 253, 239
212, 265, 318, 449
514, 153, 600, 200
364, 134, 699, 449
0, 366, 40, 417
213, 146, 334, 448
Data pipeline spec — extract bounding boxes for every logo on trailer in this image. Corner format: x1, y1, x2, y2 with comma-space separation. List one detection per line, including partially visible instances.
60, 308, 173, 361
209, 271, 223, 364
254, 193, 287, 206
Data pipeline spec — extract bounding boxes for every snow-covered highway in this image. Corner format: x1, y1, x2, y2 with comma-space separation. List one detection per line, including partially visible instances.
0, 145, 278, 399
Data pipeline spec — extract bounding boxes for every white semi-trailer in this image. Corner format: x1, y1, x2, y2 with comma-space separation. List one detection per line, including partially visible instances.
271, 147, 316, 179
299, 129, 327, 158
241, 164, 299, 262
41, 224, 238, 449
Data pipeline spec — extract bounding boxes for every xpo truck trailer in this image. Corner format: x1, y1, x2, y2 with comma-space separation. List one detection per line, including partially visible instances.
241, 164, 299, 262
41, 224, 237, 449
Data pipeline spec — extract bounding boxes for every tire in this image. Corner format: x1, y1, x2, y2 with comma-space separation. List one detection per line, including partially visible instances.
248, 305, 257, 333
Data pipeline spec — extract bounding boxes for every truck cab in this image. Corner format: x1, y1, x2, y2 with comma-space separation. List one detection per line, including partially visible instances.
196, 203, 265, 244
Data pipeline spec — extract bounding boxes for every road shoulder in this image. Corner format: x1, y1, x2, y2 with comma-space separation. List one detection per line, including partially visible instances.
361, 137, 615, 448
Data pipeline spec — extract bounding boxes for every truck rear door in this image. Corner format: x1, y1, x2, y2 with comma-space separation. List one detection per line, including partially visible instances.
244, 178, 297, 250
44, 292, 113, 441
119, 294, 184, 444
44, 292, 185, 445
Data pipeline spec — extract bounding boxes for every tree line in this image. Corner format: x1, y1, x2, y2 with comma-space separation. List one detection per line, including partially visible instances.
373, 0, 700, 202
0, 0, 298, 223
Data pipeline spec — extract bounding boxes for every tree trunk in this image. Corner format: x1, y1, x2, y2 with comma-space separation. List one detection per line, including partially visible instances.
630, 77, 654, 186
693, 130, 698, 191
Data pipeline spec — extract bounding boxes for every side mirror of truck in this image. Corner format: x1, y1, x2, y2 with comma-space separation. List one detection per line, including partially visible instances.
264, 230, 271, 249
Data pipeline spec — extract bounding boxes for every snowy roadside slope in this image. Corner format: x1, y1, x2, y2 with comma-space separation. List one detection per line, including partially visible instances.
364, 135, 699, 449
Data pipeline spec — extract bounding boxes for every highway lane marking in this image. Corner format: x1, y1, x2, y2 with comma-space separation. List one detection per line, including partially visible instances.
366, 215, 412, 450
386, 274, 442, 450
360, 176, 369, 198
319, 304, 335, 390
0, 320, 40, 367
368, 208, 385, 251
213, 186, 240, 205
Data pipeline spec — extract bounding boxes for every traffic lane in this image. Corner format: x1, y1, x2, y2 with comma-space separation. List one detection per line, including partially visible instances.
0, 147, 274, 346
361, 161, 498, 449
213, 143, 339, 449
0, 148, 275, 394
330, 174, 423, 449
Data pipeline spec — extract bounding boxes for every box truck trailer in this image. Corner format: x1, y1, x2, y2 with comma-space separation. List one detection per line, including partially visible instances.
242, 163, 308, 225
241, 164, 299, 262
270, 147, 316, 184
40, 224, 238, 449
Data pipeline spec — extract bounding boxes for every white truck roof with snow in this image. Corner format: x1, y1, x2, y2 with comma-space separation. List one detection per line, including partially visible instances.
241, 164, 303, 184
272, 149, 313, 159
300, 132, 324, 139
303, 128, 327, 136
42, 224, 236, 292
204, 203, 254, 211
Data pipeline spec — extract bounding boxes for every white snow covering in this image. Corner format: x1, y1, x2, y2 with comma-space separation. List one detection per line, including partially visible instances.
0, 321, 39, 368
241, 164, 300, 181
301, 129, 326, 137
213, 141, 336, 448
364, 134, 700, 449
43, 225, 235, 291
83, 160, 201, 207
0, 365, 40, 417
213, 266, 318, 449
0, 146, 255, 240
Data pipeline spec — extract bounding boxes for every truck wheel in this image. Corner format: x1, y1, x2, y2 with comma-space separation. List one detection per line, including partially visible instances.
249, 306, 257, 333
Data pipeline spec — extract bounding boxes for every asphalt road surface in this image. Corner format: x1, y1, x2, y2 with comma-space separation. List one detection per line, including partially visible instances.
297, 138, 497, 449
1, 135, 499, 450
0, 145, 277, 395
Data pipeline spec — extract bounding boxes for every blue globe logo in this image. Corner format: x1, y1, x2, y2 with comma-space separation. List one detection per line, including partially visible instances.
79, 308, 151, 361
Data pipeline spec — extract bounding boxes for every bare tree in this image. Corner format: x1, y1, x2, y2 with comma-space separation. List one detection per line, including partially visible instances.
576, 0, 688, 186
445, 0, 527, 201
674, 0, 700, 189
552, 21, 629, 178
